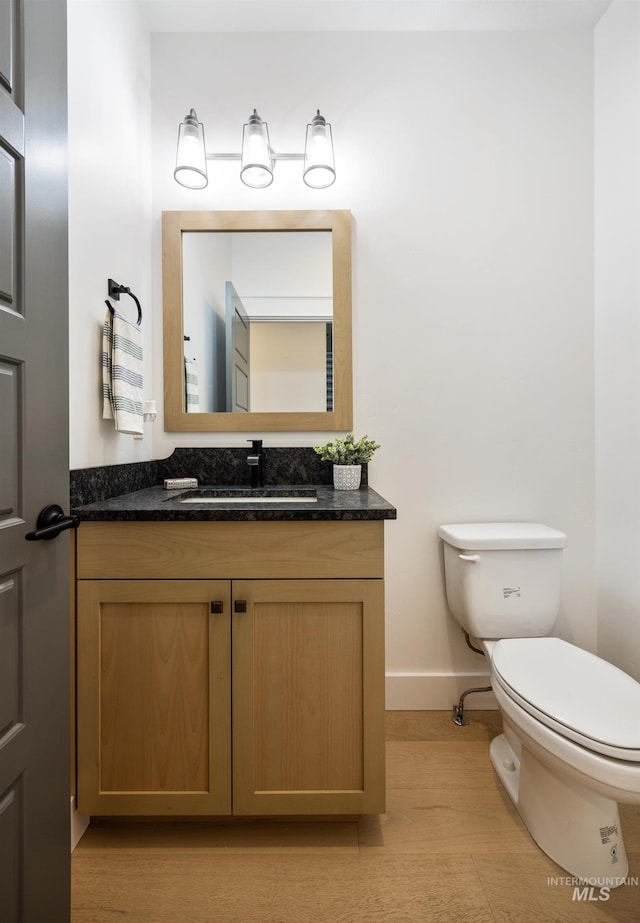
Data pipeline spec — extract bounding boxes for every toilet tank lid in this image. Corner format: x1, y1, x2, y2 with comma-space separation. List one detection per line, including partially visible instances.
438, 522, 568, 550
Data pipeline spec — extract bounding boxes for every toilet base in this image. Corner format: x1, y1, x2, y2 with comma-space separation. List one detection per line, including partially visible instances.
490, 733, 629, 887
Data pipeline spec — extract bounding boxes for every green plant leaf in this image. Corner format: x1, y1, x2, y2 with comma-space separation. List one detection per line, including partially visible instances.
313, 433, 381, 465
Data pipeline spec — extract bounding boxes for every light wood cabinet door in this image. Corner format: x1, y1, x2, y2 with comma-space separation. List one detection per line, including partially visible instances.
77, 580, 231, 815
232, 579, 385, 815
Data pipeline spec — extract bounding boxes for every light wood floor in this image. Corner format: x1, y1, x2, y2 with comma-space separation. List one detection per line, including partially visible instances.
72, 711, 640, 922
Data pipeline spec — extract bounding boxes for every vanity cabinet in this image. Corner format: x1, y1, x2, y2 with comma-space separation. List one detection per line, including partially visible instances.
77, 578, 232, 816
75, 521, 385, 817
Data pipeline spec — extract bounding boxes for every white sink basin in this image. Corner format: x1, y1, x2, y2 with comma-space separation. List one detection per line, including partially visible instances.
175, 488, 318, 505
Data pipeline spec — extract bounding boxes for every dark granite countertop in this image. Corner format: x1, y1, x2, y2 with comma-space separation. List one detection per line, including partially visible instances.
72, 484, 397, 522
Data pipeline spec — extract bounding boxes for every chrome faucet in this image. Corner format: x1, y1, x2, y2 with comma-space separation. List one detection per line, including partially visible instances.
246, 439, 264, 488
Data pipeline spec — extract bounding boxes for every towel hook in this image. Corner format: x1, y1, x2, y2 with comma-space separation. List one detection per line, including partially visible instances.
107, 278, 142, 326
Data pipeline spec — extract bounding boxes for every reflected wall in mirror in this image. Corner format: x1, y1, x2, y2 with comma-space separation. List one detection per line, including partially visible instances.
183, 231, 332, 414
163, 210, 352, 432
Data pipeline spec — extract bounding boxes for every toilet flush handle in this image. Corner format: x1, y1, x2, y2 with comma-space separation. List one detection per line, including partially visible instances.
458, 553, 480, 563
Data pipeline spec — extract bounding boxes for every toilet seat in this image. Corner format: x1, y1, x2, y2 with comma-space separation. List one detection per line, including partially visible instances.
491, 637, 640, 762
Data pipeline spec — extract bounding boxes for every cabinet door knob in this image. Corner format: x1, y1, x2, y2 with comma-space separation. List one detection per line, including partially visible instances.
210, 601, 224, 614
234, 600, 247, 613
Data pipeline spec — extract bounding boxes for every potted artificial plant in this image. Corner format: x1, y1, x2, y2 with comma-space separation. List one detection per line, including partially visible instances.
314, 433, 380, 490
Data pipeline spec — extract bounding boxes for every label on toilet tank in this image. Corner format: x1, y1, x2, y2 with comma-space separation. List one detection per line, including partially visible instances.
502, 586, 521, 599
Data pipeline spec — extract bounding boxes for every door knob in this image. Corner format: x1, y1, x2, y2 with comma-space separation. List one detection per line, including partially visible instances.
25, 504, 80, 541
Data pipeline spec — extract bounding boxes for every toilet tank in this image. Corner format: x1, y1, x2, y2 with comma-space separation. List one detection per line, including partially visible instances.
438, 523, 568, 640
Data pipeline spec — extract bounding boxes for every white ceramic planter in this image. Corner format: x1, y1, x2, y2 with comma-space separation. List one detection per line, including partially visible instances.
333, 464, 362, 490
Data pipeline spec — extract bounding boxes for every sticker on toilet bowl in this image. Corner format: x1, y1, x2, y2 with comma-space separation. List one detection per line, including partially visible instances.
599, 824, 618, 845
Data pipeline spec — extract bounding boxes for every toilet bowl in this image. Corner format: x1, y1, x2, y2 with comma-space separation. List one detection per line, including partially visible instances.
487, 637, 640, 884
439, 522, 640, 886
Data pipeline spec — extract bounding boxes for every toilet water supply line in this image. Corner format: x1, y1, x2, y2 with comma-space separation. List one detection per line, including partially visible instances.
452, 631, 493, 727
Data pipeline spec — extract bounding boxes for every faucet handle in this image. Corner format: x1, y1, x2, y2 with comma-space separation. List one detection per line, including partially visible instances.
247, 438, 263, 452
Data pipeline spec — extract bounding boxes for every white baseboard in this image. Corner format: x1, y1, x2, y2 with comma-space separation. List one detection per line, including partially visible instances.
385, 672, 498, 710
70, 796, 90, 852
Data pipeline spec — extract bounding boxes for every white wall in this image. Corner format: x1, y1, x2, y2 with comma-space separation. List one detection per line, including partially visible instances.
66, 17, 599, 708
68, 0, 153, 468
182, 232, 231, 412
595, 1, 640, 682
231, 231, 333, 302
150, 31, 596, 707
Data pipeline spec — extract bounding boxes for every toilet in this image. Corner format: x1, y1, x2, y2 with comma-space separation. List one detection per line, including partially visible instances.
439, 522, 640, 887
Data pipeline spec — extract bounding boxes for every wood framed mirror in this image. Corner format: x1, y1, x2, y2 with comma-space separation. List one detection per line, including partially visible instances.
162, 210, 352, 432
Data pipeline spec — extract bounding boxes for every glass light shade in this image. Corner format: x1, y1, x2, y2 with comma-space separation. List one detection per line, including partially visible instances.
303, 110, 336, 189
174, 109, 208, 189
240, 110, 273, 188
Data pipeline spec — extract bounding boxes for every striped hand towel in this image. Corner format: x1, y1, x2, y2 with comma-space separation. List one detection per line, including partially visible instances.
185, 356, 200, 412
102, 309, 144, 435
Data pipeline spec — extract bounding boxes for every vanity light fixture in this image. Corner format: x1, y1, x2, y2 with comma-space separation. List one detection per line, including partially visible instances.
303, 110, 335, 189
174, 109, 208, 189
174, 108, 336, 190
240, 110, 273, 188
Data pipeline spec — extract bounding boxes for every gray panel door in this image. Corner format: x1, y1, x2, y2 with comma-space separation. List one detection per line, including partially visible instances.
0, 1, 70, 920
225, 281, 250, 412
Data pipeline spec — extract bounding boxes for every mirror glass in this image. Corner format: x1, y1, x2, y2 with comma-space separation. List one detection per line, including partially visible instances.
182, 231, 333, 414
162, 210, 352, 432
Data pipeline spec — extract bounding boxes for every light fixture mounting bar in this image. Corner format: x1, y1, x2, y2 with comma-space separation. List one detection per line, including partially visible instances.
271, 153, 305, 161
206, 153, 242, 161
206, 152, 305, 162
